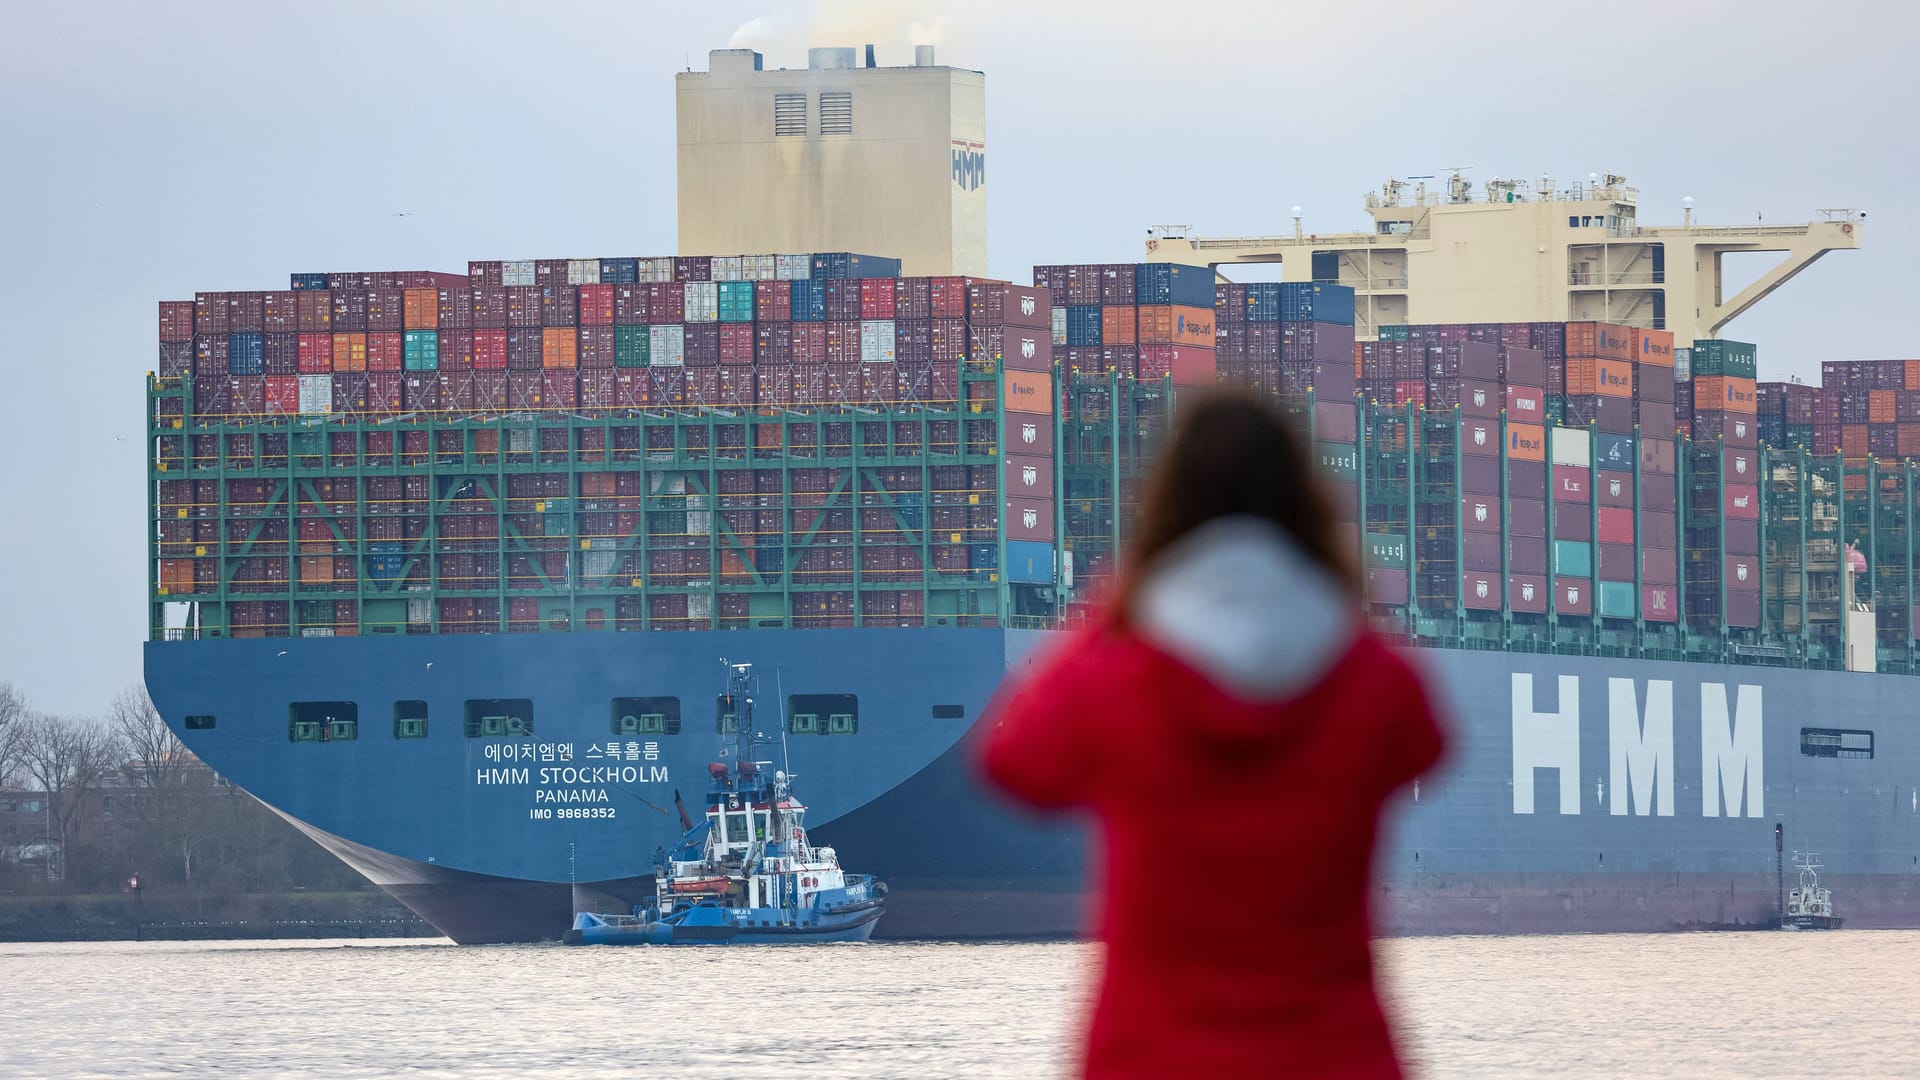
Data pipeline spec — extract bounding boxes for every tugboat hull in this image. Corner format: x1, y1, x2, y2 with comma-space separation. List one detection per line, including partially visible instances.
1780, 915, 1845, 930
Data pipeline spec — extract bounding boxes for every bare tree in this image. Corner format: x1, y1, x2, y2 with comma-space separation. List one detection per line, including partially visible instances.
110, 685, 211, 883
17, 713, 122, 883
0, 681, 27, 788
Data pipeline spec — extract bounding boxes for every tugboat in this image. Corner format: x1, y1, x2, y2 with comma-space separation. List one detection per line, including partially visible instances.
565, 661, 886, 945
1781, 852, 1845, 930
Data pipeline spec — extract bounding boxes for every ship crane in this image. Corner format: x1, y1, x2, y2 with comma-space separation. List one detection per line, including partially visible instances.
1142, 169, 1862, 347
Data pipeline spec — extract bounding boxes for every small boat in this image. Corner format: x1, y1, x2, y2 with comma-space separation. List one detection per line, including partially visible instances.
566, 661, 885, 946
1780, 852, 1844, 930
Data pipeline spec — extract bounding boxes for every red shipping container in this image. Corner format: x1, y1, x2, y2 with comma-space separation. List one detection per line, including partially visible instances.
471, 285, 508, 328
1595, 470, 1633, 507
792, 322, 827, 364
1642, 583, 1678, 623
439, 373, 474, 411
470, 370, 507, 410
365, 373, 404, 414
1005, 496, 1055, 541
263, 291, 299, 331
297, 332, 333, 374
859, 278, 896, 320
472, 328, 509, 370
648, 368, 686, 405
437, 287, 474, 330
195, 293, 229, 333
647, 283, 685, 324
614, 285, 649, 325
367, 331, 403, 372
577, 284, 614, 326
1554, 576, 1593, 616
540, 371, 577, 410
579, 368, 618, 410
1510, 574, 1548, 614
1461, 417, 1499, 456
613, 370, 650, 409
685, 367, 720, 406
403, 373, 441, 412
717, 366, 755, 407
159, 300, 195, 342
1641, 546, 1677, 585
1463, 493, 1502, 533
506, 371, 543, 410
1462, 570, 1503, 610
263, 376, 298, 415
367, 288, 404, 332
755, 280, 793, 322
1596, 506, 1634, 544
1725, 483, 1760, 519
296, 290, 332, 332
1553, 466, 1589, 502
541, 285, 577, 328
719, 324, 755, 366
438, 329, 474, 371
228, 376, 265, 414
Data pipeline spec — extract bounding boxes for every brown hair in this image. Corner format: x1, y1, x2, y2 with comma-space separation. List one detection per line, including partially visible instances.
1117, 387, 1358, 614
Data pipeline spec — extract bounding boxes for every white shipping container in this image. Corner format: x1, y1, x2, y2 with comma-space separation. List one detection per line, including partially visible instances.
649, 325, 686, 367
860, 319, 897, 363
407, 597, 433, 625
640, 257, 676, 284
1051, 306, 1068, 348
711, 256, 744, 282
508, 428, 535, 453
566, 259, 600, 285
775, 254, 810, 281
1673, 347, 1692, 382
744, 254, 777, 281
1550, 427, 1592, 467
297, 375, 332, 415
683, 282, 719, 323
687, 495, 711, 538
502, 260, 536, 287
688, 591, 713, 621
583, 550, 618, 579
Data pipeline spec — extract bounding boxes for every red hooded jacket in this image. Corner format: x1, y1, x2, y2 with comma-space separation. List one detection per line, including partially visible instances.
981, 517, 1444, 1079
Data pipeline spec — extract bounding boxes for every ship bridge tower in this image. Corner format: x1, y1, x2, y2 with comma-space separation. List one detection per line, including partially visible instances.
1143, 171, 1862, 346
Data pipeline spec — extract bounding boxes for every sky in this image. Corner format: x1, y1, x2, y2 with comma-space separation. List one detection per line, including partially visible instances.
0, 0, 1914, 714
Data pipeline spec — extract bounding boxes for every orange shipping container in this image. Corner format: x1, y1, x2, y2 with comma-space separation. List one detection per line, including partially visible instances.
1595, 358, 1634, 399
403, 288, 439, 330
1898, 423, 1920, 457
1100, 305, 1136, 346
1004, 370, 1053, 415
1136, 305, 1214, 348
1694, 376, 1759, 415
1905, 360, 1920, 390
331, 332, 368, 372
158, 559, 196, 593
1869, 389, 1897, 423
1631, 328, 1675, 367
1506, 422, 1546, 462
542, 328, 578, 369
1842, 425, 1868, 457
1565, 321, 1633, 361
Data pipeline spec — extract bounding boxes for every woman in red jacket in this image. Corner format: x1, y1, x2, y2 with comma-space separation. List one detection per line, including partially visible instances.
981, 389, 1444, 1079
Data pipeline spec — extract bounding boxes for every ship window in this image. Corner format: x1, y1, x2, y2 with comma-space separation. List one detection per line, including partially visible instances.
819, 92, 852, 135
289, 701, 356, 743
612, 697, 681, 735
1569, 216, 1579, 228
394, 700, 428, 739
931, 704, 965, 720
773, 93, 807, 137
1800, 727, 1873, 759
463, 699, 534, 738
184, 715, 216, 730
789, 693, 857, 734
716, 693, 741, 735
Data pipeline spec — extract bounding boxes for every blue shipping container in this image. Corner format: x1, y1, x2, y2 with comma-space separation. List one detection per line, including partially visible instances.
228, 333, 265, 375
810, 253, 903, 280
970, 543, 998, 571
1006, 540, 1056, 585
1134, 263, 1214, 308
1553, 541, 1593, 577
599, 258, 638, 285
1066, 306, 1103, 347
1594, 433, 1636, 469
290, 273, 329, 291
1280, 283, 1356, 326
790, 279, 826, 321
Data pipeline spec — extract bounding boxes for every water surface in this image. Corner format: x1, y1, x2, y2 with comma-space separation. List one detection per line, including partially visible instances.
2, 932, 1911, 1078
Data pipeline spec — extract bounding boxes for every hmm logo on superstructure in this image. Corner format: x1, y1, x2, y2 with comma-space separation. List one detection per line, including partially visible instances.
952, 140, 985, 191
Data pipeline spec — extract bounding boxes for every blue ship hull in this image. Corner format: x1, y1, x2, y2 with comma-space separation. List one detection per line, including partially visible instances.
146, 629, 1920, 942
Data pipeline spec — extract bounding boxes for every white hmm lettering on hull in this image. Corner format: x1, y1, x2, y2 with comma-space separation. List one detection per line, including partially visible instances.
1509, 675, 1761, 818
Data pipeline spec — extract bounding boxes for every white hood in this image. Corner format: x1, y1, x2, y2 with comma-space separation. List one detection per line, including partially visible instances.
1131, 515, 1357, 701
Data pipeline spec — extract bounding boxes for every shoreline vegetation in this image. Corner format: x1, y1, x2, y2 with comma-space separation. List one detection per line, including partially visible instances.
0, 889, 439, 942
2, 681, 443, 942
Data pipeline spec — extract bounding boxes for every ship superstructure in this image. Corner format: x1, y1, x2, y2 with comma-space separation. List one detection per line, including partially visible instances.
1144, 172, 1862, 346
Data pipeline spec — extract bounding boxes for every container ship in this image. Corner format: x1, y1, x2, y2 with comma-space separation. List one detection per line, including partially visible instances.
143, 49, 1917, 942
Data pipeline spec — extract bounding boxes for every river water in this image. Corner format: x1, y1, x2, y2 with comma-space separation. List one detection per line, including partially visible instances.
2, 931, 1911, 1078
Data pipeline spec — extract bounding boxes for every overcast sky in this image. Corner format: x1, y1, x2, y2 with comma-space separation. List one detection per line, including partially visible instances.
0, 0, 1913, 714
